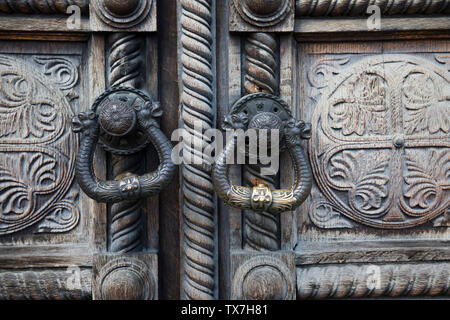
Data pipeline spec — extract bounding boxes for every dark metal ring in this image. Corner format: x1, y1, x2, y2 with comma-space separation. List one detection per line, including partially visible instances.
212, 93, 313, 213
71, 87, 176, 203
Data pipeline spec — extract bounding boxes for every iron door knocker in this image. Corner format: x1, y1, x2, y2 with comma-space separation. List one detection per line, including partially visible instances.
212, 93, 313, 213
71, 87, 176, 203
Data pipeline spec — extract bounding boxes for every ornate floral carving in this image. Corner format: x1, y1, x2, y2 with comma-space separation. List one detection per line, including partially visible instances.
329, 72, 388, 136
404, 149, 450, 211
307, 56, 350, 98
329, 151, 390, 212
309, 199, 353, 229
0, 54, 80, 235
403, 72, 449, 135
309, 54, 450, 229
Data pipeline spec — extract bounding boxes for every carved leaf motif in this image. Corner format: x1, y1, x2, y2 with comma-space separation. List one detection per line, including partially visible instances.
0, 54, 79, 235
0, 72, 34, 107
404, 150, 450, 209
0, 153, 57, 220
330, 72, 387, 136
309, 201, 353, 229
34, 56, 79, 90
14, 101, 57, 139
35, 199, 80, 234
0, 58, 62, 140
330, 151, 389, 210
403, 73, 450, 134
308, 56, 350, 89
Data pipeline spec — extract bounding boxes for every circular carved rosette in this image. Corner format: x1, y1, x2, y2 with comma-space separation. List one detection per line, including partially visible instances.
93, 0, 152, 29
232, 256, 295, 300
232, 0, 292, 27
309, 54, 450, 228
96, 257, 155, 300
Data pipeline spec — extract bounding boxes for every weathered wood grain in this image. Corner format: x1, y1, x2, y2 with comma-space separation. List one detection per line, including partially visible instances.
295, 17, 450, 38
0, 16, 89, 32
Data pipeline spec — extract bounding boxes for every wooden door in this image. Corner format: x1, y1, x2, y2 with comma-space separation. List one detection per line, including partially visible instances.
214, 0, 450, 300
0, 0, 166, 300
0, 0, 449, 300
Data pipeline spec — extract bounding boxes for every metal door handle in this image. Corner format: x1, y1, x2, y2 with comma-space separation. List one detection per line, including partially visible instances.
212, 93, 313, 213
71, 87, 175, 203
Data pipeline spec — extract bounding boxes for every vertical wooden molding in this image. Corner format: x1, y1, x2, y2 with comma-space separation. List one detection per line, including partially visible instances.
87, 34, 107, 252
107, 33, 146, 253
242, 32, 281, 251
179, 0, 217, 300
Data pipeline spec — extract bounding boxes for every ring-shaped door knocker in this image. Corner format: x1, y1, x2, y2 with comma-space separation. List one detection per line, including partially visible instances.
71, 87, 176, 203
212, 93, 313, 214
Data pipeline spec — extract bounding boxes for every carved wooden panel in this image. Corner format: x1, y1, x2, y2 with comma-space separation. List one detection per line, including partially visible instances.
0, 41, 87, 245
297, 40, 450, 241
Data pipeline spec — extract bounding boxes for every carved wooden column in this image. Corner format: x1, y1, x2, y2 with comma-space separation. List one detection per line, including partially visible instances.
90, 0, 159, 300
107, 32, 145, 254
179, 0, 218, 300
243, 32, 281, 251
228, 0, 297, 300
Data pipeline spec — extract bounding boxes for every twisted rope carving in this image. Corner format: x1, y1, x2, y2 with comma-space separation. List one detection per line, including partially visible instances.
296, 0, 450, 16
109, 33, 143, 89
243, 33, 280, 251
180, 0, 216, 300
109, 153, 144, 253
0, 270, 91, 300
244, 33, 277, 95
108, 33, 144, 253
297, 263, 450, 299
0, 0, 89, 15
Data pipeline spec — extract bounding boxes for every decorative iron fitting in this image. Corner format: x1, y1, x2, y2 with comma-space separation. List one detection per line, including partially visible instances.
71, 87, 175, 203
212, 93, 312, 214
